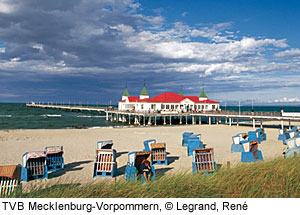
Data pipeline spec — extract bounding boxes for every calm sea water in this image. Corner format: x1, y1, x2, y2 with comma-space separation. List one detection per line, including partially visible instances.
0, 103, 299, 129
0, 103, 120, 129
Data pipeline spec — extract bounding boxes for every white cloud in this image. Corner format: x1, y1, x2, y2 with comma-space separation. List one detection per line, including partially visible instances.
275, 48, 300, 59
273, 97, 300, 103
0, 1, 16, 13
0, 93, 19, 98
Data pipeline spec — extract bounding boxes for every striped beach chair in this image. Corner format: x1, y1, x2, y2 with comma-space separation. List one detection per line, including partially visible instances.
93, 149, 117, 177
0, 165, 21, 197
192, 148, 216, 174
151, 142, 168, 165
45, 146, 64, 172
125, 151, 155, 181
97, 140, 113, 149
21, 151, 48, 182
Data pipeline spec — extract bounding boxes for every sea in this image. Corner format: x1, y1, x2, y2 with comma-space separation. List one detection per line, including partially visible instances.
0, 103, 299, 130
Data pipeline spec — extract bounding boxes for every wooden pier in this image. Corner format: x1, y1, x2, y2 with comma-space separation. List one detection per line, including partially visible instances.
26, 103, 300, 128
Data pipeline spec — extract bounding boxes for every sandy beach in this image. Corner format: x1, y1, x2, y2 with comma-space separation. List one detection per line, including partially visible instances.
0, 124, 286, 191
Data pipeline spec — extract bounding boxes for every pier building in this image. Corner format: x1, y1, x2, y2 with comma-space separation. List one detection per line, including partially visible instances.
118, 85, 220, 113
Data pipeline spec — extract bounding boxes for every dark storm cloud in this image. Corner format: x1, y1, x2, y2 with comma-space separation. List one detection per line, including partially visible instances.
0, 0, 155, 68
0, 0, 299, 103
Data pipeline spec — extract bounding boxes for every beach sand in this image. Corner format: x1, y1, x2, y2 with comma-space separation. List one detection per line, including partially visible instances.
0, 124, 286, 191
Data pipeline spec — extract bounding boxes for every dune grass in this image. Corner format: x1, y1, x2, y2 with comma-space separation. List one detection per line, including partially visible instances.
15, 157, 300, 198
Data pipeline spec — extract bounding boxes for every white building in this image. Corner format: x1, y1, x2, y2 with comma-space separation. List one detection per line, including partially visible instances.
118, 85, 220, 113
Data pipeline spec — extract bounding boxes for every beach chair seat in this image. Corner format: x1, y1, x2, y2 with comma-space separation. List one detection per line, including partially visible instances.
187, 134, 204, 156
97, 140, 113, 149
0, 165, 21, 197
93, 149, 117, 178
21, 151, 48, 182
125, 151, 155, 181
241, 140, 263, 163
231, 143, 244, 153
192, 148, 216, 174
151, 142, 168, 165
45, 146, 64, 172
182, 132, 193, 146
143, 139, 156, 151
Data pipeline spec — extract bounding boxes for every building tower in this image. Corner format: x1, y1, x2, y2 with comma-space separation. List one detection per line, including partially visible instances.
139, 81, 149, 99
122, 82, 130, 101
199, 85, 207, 101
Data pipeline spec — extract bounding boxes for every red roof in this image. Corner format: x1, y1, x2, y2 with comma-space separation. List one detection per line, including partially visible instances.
120, 92, 219, 104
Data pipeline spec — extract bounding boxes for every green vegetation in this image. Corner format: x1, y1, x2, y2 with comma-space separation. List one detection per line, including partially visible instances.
15, 157, 300, 198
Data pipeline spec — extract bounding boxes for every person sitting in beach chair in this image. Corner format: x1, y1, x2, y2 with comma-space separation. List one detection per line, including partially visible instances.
139, 159, 152, 182
250, 140, 259, 160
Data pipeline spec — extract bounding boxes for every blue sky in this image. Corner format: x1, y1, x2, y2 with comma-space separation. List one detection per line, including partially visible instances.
0, 0, 300, 105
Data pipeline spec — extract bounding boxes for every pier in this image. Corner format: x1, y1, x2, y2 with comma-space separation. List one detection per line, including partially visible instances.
26, 103, 300, 128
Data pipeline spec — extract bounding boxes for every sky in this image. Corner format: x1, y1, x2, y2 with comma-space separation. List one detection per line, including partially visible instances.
1, 0, 300, 105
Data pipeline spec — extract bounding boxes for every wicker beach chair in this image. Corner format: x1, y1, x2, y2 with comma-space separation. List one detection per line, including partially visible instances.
93, 149, 117, 177
21, 151, 48, 182
0, 165, 21, 197
192, 148, 216, 174
125, 151, 155, 181
151, 142, 168, 165
45, 146, 64, 172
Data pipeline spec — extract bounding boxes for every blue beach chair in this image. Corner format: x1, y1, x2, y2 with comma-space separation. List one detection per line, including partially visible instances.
45, 146, 64, 172
125, 151, 155, 182
93, 149, 117, 178
231, 133, 248, 153
283, 137, 300, 158
21, 151, 48, 182
150, 142, 168, 165
143, 139, 156, 152
256, 128, 267, 142
192, 148, 216, 174
187, 134, 204, 156
241, 140, 263, 163
182, 132, 193, 146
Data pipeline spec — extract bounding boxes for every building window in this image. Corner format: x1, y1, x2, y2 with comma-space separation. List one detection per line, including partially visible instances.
212, 105, 215, 109
171, 105, 174, 109
141, 104, 144, 109
161, 104, 165, 109
175, 105, 178, 109
166, 105, 170, 109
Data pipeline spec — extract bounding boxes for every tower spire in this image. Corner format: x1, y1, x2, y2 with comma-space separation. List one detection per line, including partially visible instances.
199, 84, 207, 101
122, 82, 130, 98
